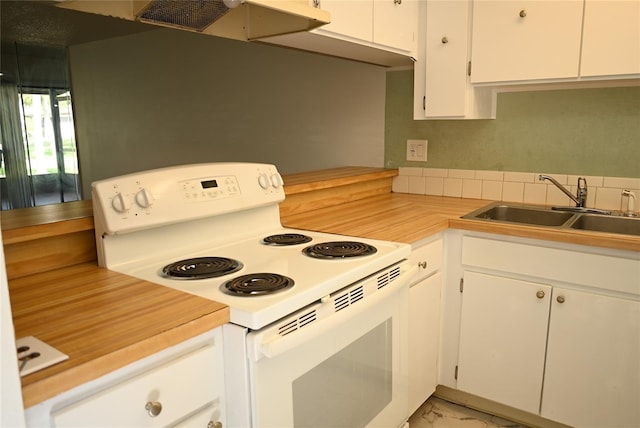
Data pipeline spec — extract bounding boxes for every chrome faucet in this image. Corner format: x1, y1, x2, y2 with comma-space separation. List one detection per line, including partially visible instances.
538, 175, 587, 207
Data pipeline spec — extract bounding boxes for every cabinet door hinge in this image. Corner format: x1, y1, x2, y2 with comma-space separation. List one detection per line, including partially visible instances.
467, 61, 472, 76
459, 277, 464, 293
454, 365, 459, 380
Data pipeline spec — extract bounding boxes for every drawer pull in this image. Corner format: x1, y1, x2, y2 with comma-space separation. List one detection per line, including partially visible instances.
536, 290, 545, 299
557, 295, 566, 304
418, 261, 428, 269
145, 401, 162, 417
207, 422, 223, 428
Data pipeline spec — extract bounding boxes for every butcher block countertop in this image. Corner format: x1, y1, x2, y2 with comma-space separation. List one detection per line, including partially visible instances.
9, 264, 228, 408
3, 166, 639, 409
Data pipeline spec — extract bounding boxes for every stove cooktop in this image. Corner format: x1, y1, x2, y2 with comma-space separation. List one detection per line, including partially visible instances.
110, 227, 410, 330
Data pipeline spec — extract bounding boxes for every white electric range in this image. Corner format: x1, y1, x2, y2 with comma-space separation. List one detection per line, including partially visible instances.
92, 163, 414, 428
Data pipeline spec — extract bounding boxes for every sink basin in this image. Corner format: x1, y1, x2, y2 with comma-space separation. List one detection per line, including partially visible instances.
568, 214, 640, 236
463, 204, 575, 227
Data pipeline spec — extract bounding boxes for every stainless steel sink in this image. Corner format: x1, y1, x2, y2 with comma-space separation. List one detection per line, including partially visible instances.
463, 203, 575, 227
463, 202, 640, 237
568, 214, 640, 236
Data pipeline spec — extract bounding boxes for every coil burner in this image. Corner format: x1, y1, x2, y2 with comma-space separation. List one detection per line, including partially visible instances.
262, 233, 313, 246
302, 241, 378, 259
162, 257, 243, 279
222, 273, 295, 296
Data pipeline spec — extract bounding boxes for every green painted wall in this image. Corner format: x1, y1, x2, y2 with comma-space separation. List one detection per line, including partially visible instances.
385, 70, 640, 178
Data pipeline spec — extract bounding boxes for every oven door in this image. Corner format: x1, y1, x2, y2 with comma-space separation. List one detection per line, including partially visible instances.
246, 266, 411, 428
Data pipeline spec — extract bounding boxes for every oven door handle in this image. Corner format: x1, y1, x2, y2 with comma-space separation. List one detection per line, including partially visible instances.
254, 264, 418, 361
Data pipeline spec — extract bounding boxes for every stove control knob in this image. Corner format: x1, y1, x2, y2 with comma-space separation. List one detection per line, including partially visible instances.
111, 192, 131, 213
270, 173, 283, 188
135, 188, 154, 208
258, 173, 270, 189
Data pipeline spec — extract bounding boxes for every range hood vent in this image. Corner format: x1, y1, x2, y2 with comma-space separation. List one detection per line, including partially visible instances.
55, 0, 331, 41
137, 0, 235, 32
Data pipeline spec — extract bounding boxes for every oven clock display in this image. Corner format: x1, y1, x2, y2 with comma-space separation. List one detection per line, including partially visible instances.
182, 176, 240, 201
201, 179, 218, 189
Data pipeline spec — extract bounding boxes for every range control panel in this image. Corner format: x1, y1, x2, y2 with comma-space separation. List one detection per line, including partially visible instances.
92, 163, 285, 235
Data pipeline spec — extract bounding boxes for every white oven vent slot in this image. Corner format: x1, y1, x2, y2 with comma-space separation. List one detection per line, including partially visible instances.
377, 266, 401, 289
334, 286, 364, 312
278, 309, 317, 337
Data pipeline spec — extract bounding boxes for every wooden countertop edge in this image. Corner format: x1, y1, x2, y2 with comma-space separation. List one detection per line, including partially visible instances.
2, 216, 95, 245
21, 307, 229, 408
283, 167, 398, 195
449, 218, 640, 252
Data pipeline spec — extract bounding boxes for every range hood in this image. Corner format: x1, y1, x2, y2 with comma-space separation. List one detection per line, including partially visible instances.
55, 0, 330, 41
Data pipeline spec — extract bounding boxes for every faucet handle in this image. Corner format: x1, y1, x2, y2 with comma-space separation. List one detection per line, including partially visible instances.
577, 177, 587, 189
576, 177, 587, 207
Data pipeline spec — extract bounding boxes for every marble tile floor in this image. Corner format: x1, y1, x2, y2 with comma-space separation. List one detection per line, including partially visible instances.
409, 396, 530, 428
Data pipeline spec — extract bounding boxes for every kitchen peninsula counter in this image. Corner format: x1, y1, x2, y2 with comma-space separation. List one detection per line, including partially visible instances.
2, 203, 229, 408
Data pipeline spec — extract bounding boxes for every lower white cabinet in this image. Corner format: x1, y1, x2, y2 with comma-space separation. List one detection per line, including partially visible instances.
407, 237, 442, 415
457, 271, 550, 414
26, 329, 225, 428
541, 287, 640, 427
451, 233, 640, 427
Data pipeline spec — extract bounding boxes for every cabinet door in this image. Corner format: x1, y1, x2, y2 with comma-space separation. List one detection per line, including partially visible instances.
457, 271, 551, 414
423, 0, 470, 117
541, 288, 640, 427
373, 0, 418, 52
581, 0, 640, 77
470, 0, 583, 83
408, 272, 442, 415
317, 0, 373, 41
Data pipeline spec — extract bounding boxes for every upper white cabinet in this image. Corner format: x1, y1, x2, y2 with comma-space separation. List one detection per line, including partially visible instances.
318, 0, 418, 53
373, 0, 419, 53
414, 0, 496, 119
316, 0, 373, 41
580, 0, 640, 77
262, 0, 419, 66
470, 0, 584, 83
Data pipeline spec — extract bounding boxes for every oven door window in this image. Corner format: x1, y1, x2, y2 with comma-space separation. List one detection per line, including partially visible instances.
292, 319, 392, 428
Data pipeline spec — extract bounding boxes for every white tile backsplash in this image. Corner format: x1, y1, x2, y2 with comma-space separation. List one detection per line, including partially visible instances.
423, 168, 449, 178
504, 171, 536, 183
524, 183, 547, 205
443, 178, 463, 197
476, 170, 504, 181
462, 179, 482, 199
502, 182, 525, 203
425, 177, 444, 195
408, 176, 426, 194
482, 180, 503, 200
393, 168, 639, 214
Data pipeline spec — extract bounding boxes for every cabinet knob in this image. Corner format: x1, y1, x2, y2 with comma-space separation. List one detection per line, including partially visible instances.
519, 9, 527, 18
394, 0, 402, 4
418, 261, 428, 269
207, 422, 223, 428
441, 36, 449, 44
145, 401, 162, 417
557, 295, 565, 304
536, 290, 545, 299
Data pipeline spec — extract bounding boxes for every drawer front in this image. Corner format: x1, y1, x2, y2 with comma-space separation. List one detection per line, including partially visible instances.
462, 236, 640, 296
409, 238, 443, 284
53, 344, 219, 427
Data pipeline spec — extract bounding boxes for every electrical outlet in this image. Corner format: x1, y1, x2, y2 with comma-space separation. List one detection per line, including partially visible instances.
406, 139, 428, 162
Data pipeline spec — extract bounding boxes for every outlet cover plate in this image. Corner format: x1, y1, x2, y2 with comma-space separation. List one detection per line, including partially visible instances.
406, 139, 428, 162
